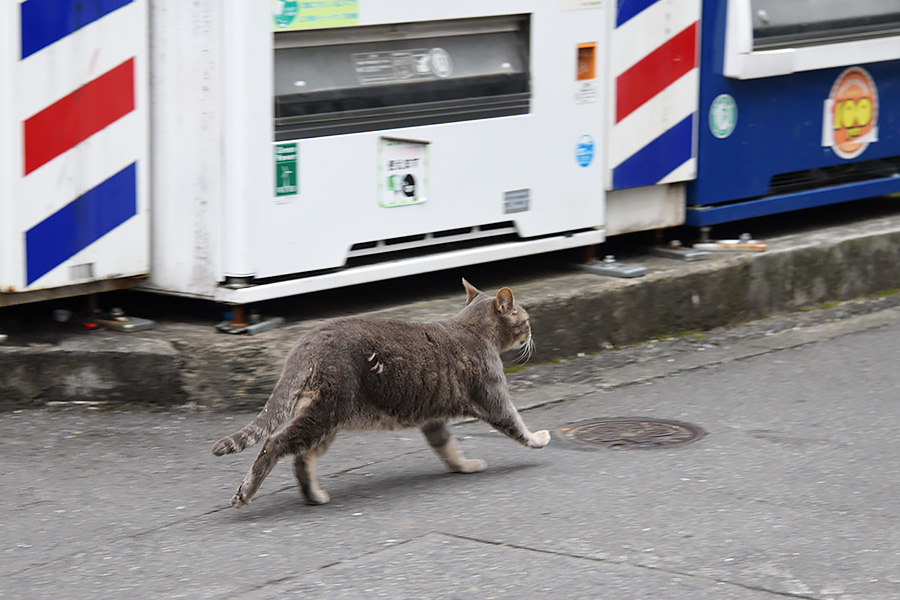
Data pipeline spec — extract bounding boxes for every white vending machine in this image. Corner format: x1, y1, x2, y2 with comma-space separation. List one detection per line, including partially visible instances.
145, 1, 608, 304
0, 0, 150, 307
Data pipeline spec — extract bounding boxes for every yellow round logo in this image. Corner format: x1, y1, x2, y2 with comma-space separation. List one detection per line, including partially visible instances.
828, 67, 878, 159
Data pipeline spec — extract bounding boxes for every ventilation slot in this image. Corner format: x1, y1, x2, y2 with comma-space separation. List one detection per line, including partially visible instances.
768, 157, 900, 196
348, 222, 517, 259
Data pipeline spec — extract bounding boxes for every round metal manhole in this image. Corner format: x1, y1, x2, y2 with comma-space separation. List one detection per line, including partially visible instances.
555, 417, 705, 450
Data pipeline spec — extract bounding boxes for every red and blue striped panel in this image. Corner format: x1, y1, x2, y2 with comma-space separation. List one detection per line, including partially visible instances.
19, 0, 138, 285
610, 0, 699, 190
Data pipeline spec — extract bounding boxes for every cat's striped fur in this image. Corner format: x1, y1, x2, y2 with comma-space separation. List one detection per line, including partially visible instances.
212, 279, 548, 508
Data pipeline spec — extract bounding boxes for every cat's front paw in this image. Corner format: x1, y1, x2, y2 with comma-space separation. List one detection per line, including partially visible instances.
212, 439, 235, 456
528, 430, 551, 448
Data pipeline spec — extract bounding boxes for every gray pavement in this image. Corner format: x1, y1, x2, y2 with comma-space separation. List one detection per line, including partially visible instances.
3, 304, 900, 599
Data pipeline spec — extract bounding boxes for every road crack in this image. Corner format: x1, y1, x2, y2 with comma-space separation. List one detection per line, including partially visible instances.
439, 532, 822, 600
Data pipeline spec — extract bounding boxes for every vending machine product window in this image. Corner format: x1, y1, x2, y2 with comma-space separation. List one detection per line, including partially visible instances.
750, 0, 900, 49
274, 15, 530, 140
724, 0, 900, 78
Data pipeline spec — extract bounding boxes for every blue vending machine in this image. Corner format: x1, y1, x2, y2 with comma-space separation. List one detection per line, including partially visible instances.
687, 0, 900, 227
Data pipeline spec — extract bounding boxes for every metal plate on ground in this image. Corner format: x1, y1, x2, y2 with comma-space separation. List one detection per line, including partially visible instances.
649, 244, 711, 261
575, 257, 647, 278
555, 417, 705, 450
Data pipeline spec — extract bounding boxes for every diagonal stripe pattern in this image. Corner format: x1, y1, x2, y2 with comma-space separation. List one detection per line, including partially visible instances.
16, 0, 143, 288
615, 23, 697, 124
23, 58, 135, 175
20, 0, 134, 59
25, 163, 138, 285
610, 0, 700, 190
613, 114, 694, 189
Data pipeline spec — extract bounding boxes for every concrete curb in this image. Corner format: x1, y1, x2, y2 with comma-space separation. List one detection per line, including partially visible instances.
0, 337, 186, 409
2, 211, 899, 410
529, 219, 900, 356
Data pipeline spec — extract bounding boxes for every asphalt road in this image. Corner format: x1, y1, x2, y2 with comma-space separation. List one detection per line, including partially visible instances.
3, 304, 900, 599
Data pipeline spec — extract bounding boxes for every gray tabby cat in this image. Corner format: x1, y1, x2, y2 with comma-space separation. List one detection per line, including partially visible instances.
212, 279, 549, 508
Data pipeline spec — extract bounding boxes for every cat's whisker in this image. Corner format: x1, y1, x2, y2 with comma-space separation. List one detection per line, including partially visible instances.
514, 336, 535, 365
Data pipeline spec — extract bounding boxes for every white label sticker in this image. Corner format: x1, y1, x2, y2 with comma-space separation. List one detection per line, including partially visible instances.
379, 138, 429, 207
575, 80, 599, 104
355, 48, 453, 85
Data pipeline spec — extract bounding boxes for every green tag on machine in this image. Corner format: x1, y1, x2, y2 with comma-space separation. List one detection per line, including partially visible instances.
274, 142, 298, 198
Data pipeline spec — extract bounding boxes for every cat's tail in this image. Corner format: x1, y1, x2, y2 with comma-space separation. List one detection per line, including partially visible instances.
211, 368, 310, 456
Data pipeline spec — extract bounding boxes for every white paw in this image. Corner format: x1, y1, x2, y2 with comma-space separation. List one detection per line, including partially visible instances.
529, 430, 551, 448
303, 488, 330, 505
457, 458, 487, 473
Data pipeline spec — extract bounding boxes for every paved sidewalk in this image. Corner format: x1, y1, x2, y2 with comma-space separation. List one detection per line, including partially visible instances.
3, 306, 900, 599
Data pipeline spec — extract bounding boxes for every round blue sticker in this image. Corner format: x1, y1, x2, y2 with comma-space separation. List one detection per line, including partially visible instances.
575, 135, 595, 167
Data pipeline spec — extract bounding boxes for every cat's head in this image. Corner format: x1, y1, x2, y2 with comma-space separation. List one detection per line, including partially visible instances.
462, 279, 533, 358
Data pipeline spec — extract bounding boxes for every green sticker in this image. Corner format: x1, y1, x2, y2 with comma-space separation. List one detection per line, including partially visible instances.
272, 0, 358, 31
272, 0, 299, 29
274, 142, 298, 198
709, 94, 738, 139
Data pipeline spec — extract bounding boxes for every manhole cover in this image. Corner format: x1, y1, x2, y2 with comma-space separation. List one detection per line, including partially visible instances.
555, 417, 705, 450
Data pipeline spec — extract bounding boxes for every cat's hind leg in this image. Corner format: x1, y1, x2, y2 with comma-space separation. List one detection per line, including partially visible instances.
421, 420, 487, 473
230, 437, 281, 508
293, 434, 334, 505
231, 406, 337, 508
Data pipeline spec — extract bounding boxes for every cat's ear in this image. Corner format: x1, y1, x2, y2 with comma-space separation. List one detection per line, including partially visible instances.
495, 288, 514, 314
462, 278, 481, 305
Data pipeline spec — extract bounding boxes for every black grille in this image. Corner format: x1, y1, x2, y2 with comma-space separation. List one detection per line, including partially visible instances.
768, 157, 900, 196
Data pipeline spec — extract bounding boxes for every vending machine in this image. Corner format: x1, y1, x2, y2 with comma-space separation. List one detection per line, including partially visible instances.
145, 1, 609, 304
686, 0, 900, 226
0, 0, 150, 307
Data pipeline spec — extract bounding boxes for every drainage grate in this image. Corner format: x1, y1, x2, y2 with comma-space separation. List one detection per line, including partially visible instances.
555, 418, 705, 450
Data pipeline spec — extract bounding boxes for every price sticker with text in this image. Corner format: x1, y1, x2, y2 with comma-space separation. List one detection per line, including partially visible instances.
823, 67, 878, 159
